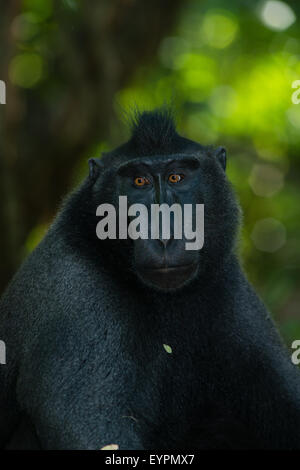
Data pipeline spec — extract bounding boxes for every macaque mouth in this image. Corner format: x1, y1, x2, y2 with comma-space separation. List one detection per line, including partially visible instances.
143, 264, 196, 273
137, 263, 198, 289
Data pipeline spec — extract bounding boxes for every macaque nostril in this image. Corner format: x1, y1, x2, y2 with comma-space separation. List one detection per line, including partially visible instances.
158, 237, 173, 248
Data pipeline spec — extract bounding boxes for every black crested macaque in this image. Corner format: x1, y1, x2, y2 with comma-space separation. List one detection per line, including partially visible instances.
0, 109, 300, 449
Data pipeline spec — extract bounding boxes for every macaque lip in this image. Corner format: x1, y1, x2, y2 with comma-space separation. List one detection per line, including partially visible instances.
145, 264, 196, 273
137, 263, 198, 289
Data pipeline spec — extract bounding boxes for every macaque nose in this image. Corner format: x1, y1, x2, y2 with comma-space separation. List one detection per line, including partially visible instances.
158, 236, 173, 248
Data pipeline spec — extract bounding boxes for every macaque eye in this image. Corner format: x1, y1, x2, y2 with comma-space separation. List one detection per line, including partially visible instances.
134, 176, 150, 187
168, 173, 184, 184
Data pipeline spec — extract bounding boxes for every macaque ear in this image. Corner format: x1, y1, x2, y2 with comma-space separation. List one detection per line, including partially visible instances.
213, 146, 227, 171
88, 158, 104, 182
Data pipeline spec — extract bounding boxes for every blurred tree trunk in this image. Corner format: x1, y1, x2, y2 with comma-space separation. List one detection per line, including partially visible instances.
0, 0, 185, 293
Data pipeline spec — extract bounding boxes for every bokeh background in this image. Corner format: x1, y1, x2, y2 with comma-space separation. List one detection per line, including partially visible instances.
0, 0, 299, 345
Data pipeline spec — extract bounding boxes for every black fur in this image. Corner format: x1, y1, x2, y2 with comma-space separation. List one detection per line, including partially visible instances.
0, 109, 300, 449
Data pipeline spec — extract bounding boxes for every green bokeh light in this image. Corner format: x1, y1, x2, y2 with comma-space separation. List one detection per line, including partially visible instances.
9, 53, 44, 88
23, 0, 53, 21
201, 11, 239, 49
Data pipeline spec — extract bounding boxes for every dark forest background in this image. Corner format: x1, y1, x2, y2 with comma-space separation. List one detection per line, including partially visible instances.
0, 0, 299, 345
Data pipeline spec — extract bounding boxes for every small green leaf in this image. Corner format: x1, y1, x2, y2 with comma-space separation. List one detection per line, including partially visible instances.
163, 344, 172, 354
